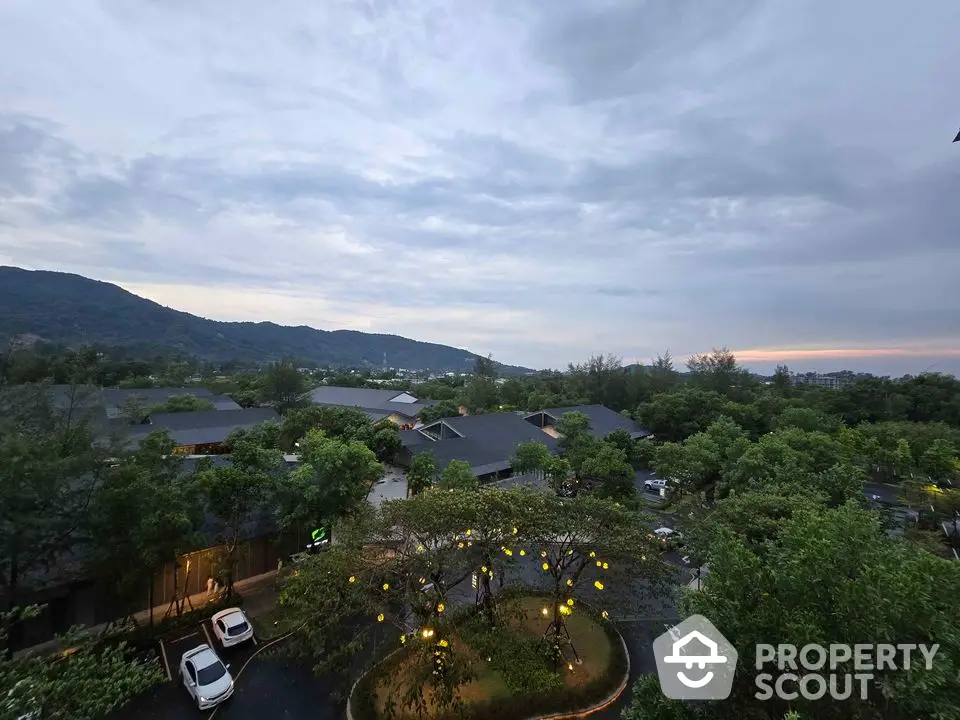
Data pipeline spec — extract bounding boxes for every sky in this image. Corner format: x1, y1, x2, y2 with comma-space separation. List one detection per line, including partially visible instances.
1, 0, 958, 376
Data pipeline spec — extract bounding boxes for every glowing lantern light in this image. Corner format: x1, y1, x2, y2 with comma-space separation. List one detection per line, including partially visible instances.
602, 562, 609, 570
541, 607, 549, 616
400, 634, 406, 644
589, 551, 596, 558
566, 579, 573, 587
542, 562, 549, 571
596, 560, 602, 567
419, 577, 426, 584
519, 549, 526, 556
540, 551, 547, 558
417, 545, 424, 552
512, 527, 518, 534
437, 603, 446, 613
348, 576, 356, 583
458, 542, 465, 549
594, 580, 604, 591
566, 598, 574, 607
382, 583, 390, 591
422, 628, 435, 638
377, 613, 385, 622
601, 610, 609, 620
466, 529, 472, 536
439, 639, 449, 647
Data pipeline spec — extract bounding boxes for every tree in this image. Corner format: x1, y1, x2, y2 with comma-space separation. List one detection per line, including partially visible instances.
260, 358, 307, 412
85, 432, 203, 625
0, 383, 112, 652
684, 503, 960, 719
686, 347, 753, 400
635, 388, 729, 442
554, 411, 591, 445
370, 422, 403, 464
649, 351, 679, 395
437, 460, 478, 491
419, 400, 461, 425
522, 494, 667, 669
542, 455, 572, 495
510, 440, 552, 478
0, 607, 163, 720
407, 452, 437, 497
771, 364, 792, 397
579, 443, 635, 500
462, 355, 499, 413
919, 439, 957, 482
772, 406, 837, 433
892, 438, 915, 481
274, 429, 383, 536
604, 429, 639, 467
150, 394, 215, 414
197, 463, 270, 597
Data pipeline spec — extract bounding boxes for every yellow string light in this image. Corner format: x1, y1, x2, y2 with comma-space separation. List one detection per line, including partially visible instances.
400, 634, 406, 644
519, 549, 526, 556
422, 628, 435, 638
559, 605, 572, 616
512, 527, 518, 534
540, 551, 547, 558
348, 576, 356, 583
589, 551, 596, 558
439, 639, 449, 647
601, 610, 609, 620
542, 562, 549, 571
567, 549, 573, 555
458, 542, 465, 549
437, 603, 446, 613
417, 545, 424, 552
466, 529, 472, 536
595, 560, 602, 567
566, 598, 574, 607
419, 577, 426, 584
377, 613, 385, 622
382, 583, 390, 591
594, 580, 604, 590
541, 607, 549, 616
504, 548, 513, 556
602, 562, 609, 570
481, 566, 488, 573
566, 579, 573, 587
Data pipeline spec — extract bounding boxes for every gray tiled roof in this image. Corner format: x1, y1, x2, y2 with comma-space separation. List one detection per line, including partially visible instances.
530, 404, 651, 439
411, 413, 560, 477
128, 408, 280, 447
308, 386, 435, 420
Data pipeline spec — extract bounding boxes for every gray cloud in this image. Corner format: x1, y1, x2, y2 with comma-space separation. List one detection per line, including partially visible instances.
0, 0, 958, 372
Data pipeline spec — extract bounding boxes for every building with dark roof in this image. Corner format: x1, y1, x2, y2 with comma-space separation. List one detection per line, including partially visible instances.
308, 386, 436, 427
399, 412, 560, 481
127, 407, 280, 454
524, 404, 651, 440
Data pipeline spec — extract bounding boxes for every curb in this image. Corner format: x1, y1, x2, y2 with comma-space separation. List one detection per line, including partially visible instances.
346, 627, 631, 720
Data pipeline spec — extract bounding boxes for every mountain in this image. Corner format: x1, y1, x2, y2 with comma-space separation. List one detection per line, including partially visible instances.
0, 267, 533, 372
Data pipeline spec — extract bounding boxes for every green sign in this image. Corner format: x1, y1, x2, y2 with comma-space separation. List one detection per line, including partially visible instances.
311, 527, 327, 543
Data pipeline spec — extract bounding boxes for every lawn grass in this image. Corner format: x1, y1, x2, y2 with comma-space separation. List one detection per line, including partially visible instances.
370, 595, 615, 720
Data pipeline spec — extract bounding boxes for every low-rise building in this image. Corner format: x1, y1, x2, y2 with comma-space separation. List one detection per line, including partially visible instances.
127, 407, 280, 454
523, 404, 651, 440
307, 386, 436, 428
398, 412, 560, 482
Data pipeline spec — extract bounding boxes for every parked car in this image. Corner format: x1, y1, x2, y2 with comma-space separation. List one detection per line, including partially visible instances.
179, 644, 234, 710
643, 477, 669, 492
211, 607, 254, 647
651, 527, 684, 549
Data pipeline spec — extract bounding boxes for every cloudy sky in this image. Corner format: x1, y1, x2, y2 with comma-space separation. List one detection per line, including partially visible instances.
1, 0, 958, 374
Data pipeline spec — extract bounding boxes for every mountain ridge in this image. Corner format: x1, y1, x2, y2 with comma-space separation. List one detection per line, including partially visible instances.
0, 267, 533, 372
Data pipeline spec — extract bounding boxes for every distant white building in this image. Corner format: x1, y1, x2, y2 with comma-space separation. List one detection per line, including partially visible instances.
791, 373, 845, 390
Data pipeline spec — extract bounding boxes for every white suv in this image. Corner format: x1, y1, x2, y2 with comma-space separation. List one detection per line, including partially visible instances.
643, 477, 669, 492
211, 607, 254, 647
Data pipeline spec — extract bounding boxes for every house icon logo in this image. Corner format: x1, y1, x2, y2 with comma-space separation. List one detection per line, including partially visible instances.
653, 615, 738, 700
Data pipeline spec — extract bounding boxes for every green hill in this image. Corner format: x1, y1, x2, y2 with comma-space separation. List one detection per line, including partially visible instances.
0, 267, 530, 372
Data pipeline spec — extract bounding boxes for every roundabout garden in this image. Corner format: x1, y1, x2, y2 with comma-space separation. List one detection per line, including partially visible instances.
275, 487, 666, 720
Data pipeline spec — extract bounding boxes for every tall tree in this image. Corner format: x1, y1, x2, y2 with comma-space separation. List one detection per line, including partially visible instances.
260, 358, 307, 412
407, 452, 437, 497
419, 400, 462, 424
579, 443, 635, 500
86, 432, 202, 625
0, 383, 111, 652
437, 460, 478, 491
274, 429, 383, 536
510, 440, 552, 478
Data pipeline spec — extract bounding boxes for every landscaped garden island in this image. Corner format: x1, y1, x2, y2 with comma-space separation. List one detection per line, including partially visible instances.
275, 488, 664, 720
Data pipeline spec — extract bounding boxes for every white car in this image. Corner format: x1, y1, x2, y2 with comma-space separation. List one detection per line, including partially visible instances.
643, 477, 668, 492
179, 644, 234, 710
211, 607, 254, 647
